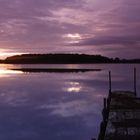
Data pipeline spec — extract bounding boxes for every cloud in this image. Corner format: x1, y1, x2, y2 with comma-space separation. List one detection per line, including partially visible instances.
72, 35, 140, 46
0, 0, 139, 58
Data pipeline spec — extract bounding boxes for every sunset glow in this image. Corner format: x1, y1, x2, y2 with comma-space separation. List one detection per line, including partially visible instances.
63, 33, 82, 43
67, 33, 82, 39
0, 49, 23, 59
0, 69, 23, 77
0, 52, 23, 59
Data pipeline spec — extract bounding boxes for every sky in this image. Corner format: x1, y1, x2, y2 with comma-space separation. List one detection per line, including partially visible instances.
0, 0, 140, 59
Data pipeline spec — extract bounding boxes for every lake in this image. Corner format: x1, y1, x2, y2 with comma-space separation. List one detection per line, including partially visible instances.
0, 64, 140, 140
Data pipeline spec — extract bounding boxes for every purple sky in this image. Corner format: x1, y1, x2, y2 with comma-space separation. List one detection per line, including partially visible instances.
0, 0, 140, 59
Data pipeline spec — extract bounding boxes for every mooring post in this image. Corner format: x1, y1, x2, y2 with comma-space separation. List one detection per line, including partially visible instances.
134, 67, 137, 96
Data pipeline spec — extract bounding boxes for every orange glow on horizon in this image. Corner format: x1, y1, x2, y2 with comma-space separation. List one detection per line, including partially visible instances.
0, 49, 23, 59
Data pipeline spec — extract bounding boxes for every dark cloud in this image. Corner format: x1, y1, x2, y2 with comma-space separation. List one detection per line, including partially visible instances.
73, 35, 140, 46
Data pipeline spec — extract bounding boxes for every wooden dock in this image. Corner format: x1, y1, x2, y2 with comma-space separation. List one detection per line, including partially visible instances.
97, 68, 140, 140
98, 90, 140, 140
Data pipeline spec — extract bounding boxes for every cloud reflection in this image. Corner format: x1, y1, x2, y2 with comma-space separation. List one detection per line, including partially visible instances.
0, 90, 28, 107
63, 82, 82, 93
40, 100, 91, 117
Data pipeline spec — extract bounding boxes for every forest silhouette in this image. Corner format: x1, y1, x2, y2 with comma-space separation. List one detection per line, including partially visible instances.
1, 54, 140, 64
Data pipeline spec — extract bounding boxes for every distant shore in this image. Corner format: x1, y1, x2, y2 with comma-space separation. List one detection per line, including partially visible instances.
1, 54, 140, 64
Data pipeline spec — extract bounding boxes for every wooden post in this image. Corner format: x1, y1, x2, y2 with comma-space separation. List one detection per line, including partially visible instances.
134, 67, 137, 96
109, 71, 112, 95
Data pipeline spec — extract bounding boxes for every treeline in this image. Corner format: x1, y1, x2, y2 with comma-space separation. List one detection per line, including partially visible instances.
1, 54, 140, 64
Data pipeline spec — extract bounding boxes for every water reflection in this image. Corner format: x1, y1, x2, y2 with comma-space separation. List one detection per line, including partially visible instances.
0, 90, 28, 107
40, 100, 91, 117
63, 82, 82, 93
0, 64, 139, 140
0, 64, 23, 77
0, 69, 23, 78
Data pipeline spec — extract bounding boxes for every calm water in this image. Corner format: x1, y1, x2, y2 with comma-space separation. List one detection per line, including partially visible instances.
0, 64, 140, 140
